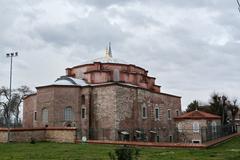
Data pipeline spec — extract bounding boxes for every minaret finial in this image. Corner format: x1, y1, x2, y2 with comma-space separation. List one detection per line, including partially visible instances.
108, 42, 112, 58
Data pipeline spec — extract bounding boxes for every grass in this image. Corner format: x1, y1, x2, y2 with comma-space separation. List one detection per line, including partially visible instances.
0, 137, 240, 160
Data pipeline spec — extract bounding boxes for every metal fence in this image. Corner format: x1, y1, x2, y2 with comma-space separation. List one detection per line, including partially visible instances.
202, 124, 237, 142
76, 125, 237, 143
0, 122, 236, 143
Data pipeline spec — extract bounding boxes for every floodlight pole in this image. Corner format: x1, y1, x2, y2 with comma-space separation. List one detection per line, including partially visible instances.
6, 52, 18, 142
237, 0, 240, 12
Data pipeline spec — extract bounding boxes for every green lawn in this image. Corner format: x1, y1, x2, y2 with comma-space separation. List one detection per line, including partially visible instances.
0, 137, 240, 160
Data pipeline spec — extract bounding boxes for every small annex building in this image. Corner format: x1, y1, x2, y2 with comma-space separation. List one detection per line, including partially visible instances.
174, 110, 221, 143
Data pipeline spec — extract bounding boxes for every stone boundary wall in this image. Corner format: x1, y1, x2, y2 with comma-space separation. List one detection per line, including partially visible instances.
0, 127, 77, 143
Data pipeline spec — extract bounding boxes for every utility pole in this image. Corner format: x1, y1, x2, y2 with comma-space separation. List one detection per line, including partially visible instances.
6, 52, 18, 142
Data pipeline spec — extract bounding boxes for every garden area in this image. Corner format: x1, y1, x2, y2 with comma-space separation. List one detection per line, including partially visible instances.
0, 137, 240, 160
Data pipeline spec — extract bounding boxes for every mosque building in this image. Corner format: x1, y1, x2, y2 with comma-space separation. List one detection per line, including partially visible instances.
23, 44, 182, 142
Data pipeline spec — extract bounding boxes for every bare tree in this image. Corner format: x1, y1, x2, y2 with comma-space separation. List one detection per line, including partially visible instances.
14, 86, 33, 124
0, 86, 33, 126
0, 86, 13, 127
227, 99, 239, 123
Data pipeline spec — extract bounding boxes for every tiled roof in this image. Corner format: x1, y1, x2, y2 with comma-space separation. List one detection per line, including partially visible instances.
175, 110, 221, 120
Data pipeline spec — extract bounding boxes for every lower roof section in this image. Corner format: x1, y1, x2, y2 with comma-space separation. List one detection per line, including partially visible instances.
34, 81, 181, 99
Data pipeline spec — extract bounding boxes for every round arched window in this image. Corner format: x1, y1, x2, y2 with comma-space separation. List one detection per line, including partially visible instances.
193, 122, 200, 133
64, 107, 73, 121
42, 108, 48, 123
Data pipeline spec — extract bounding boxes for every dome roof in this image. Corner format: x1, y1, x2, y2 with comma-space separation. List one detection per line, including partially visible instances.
54, 76, 88, 86
87, 56, 128, 64
84, 42, 127, 64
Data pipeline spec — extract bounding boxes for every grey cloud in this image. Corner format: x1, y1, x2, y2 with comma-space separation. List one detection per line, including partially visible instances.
0, 0, 240, 109
34, 14, 130, 49
71, 0, 134, 8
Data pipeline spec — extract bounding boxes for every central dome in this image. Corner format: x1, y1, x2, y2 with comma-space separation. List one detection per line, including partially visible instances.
89, 56, 128, 64
65, 43, 161, 93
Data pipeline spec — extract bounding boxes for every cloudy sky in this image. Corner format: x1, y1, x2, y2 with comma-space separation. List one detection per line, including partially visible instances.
0, 0, 240, 110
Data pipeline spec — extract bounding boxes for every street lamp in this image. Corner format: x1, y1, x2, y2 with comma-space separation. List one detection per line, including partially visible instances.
6, 52, 18, 142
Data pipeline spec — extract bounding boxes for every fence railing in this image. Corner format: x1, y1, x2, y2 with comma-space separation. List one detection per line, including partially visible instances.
0, 123, 237, 143
76, 124, 237, 143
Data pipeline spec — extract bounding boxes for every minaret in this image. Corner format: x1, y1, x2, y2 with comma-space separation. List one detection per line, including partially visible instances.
105, 42, 112, 58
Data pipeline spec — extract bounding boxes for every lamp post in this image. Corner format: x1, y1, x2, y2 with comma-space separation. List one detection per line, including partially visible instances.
6, 52, 18, 142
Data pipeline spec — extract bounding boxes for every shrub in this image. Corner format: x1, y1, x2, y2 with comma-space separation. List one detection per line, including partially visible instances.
109, 145, 140, 160
30, 138, 36, 144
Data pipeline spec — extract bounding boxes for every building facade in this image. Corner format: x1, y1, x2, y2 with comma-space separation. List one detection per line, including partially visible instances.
175, 110, 221, 143
23, 47, 181, 142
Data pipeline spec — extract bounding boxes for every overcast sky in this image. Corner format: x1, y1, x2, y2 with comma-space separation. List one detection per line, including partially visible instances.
0, 0, 240, 110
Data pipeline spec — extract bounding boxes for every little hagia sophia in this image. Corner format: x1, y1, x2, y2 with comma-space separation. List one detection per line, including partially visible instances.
23, 43, 182, 142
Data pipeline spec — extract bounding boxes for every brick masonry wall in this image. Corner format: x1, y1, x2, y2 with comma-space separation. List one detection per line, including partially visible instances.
23, 95, 37, 128
0, 128, 76, 143
91, 85, 117, 140
35, 87, 55, 127
115, 85, 181, 142
52, 87, 80, 127
10, 129, 45, 142
23, 83, 181, 142
0, 130, 8, 143
45, 128, 76, 143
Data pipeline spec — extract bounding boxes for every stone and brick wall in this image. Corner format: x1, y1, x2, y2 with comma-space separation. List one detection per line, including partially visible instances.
91, 85, 117, 140
23, 83, 181, 142
0, 127, 76, 143
115, 85, 181, 142
175, 119, 221, 143
0, 129, 8, 143
23, 94, 37, 128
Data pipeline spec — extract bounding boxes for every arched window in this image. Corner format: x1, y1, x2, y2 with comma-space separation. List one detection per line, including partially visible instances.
212, 121, 217, 133
193, 122, 200, 133
155, 106, 160, 120
167, 109, 171, 120
42, 108, 48, 123
142, 103, 147, 119
113, 69, 120, 82
177, 123, 182, 132
64, 107, 73, 121
176, 110, 179, 117
81, 95, 85, 105
81, 107, 86, 119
